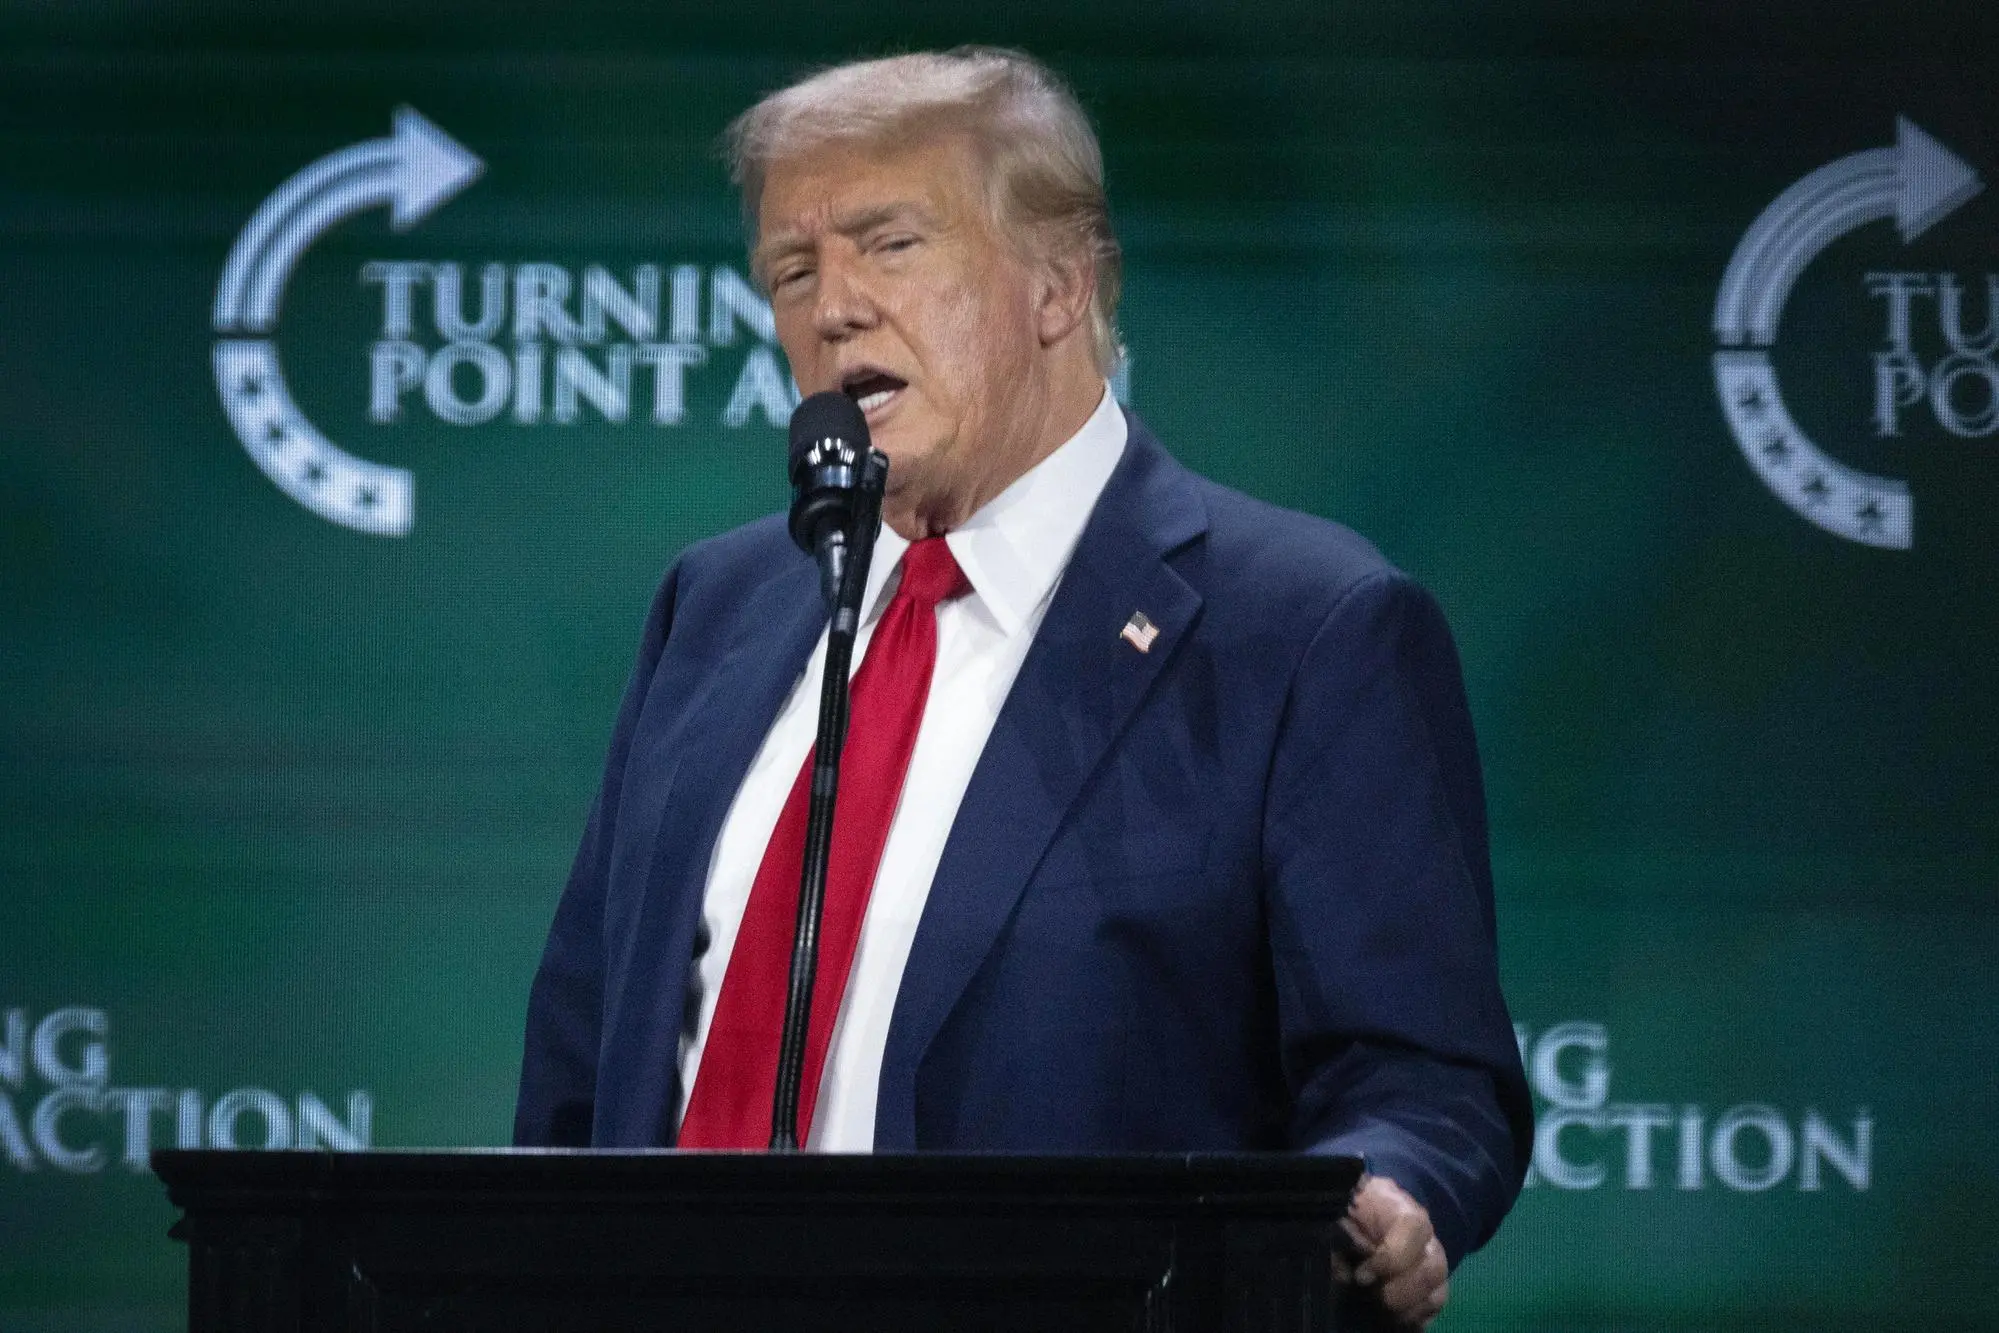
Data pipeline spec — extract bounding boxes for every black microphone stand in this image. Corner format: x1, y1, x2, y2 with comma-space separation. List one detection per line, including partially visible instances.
769, 446, 889, 1151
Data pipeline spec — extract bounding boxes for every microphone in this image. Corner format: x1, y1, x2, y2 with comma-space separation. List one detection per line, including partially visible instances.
789, 391, 870, 611
771, 393, 889, 1149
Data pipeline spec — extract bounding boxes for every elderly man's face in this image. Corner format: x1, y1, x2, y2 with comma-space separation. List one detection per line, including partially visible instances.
756, 135, 1055, 535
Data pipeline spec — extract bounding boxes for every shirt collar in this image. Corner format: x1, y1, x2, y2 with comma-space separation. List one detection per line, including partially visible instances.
860, 383, 1129, 636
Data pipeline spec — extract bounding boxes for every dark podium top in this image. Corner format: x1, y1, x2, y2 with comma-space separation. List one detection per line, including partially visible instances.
154, 1148, 1367, 1332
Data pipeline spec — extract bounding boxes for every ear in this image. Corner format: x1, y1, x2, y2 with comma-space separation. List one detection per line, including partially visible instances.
1032, 244, 1096, 349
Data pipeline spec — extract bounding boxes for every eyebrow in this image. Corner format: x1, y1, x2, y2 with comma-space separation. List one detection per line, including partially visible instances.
753, 200, 941, 280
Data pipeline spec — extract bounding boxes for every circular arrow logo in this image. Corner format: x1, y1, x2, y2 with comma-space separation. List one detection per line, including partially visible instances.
212, 107, 483, 536
1713, 117, 1984, 549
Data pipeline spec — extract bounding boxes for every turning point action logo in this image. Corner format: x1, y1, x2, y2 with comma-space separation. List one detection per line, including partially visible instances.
212, 107, 481, 536
211, 108, 824, 537
1714, 117, 1988, 550
1519, 1022, 1871, 1194
2, 1006, 372, 1173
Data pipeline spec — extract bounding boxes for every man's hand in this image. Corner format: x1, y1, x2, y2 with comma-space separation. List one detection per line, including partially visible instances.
1332, 1173, 1450, 1329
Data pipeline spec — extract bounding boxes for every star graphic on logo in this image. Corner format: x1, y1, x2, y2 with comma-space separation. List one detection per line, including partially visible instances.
355, 486, 379, 510
1736, 386, 1768, 418
1760, 432, 1791, 463
1800, 472, 1830, 505
302, 459, 327, 487
1855, 498, 1885, 530
262, 420, 287, 446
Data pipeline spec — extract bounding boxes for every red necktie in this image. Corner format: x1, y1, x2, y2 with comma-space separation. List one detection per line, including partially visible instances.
679, 537, 970, 1149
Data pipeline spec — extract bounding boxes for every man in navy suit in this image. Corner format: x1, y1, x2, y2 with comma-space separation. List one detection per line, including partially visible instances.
517, 47, 1529, 1328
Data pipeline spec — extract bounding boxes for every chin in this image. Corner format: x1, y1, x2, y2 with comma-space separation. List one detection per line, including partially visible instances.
877, 453, 935, 506
873, 425, 944, 477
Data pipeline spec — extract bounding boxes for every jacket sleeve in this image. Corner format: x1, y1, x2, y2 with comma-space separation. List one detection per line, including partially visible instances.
514, 562, 682, 1147
1262, 569, 1532, 1266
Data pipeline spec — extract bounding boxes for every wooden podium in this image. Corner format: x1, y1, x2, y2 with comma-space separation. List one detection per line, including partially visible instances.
154, 1149, 1368, 1331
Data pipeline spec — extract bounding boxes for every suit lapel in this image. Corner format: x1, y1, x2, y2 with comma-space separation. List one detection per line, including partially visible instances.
598, 547, 825, 1145
874, 423, 1208, 1149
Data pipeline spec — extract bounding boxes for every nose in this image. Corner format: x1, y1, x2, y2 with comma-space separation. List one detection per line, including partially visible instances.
811, 249, 878, 343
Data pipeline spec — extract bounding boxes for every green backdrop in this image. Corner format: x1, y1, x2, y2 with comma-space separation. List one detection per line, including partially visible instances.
3, 3, 1996, 1328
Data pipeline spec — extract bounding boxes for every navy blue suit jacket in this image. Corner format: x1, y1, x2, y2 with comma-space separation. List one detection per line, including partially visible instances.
516, 415, 1531, 1265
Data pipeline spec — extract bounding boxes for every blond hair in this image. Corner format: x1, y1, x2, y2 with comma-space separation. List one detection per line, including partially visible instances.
725, 47, 1124, 374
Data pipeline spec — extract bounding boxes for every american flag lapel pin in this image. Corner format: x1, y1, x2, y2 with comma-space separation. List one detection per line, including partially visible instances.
1120, 610, 1159, 653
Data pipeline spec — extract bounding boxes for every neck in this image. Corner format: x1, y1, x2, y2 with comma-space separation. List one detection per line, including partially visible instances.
884, 354, 1105, 540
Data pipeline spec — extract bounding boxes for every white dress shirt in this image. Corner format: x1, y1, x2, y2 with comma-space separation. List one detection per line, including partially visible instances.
677, 383, 1129, 1150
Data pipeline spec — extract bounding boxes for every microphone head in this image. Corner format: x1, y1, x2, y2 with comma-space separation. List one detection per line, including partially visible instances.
787, 391, 871, 557
788, 390, 870, 483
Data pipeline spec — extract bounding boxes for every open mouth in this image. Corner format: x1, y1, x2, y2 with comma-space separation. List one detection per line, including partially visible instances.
840, 368, 908, 418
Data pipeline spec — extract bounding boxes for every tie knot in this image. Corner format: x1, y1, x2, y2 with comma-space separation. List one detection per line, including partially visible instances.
895, 537, 969, 609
